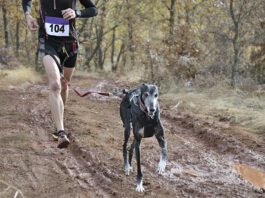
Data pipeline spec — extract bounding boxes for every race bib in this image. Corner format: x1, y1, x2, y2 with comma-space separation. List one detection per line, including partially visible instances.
45, 16, 69, 37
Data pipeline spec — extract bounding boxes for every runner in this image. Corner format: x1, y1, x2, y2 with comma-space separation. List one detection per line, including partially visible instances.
22, 0, 97, 148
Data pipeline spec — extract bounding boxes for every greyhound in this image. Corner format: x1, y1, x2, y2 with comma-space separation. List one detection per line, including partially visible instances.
120, 83, 167, 192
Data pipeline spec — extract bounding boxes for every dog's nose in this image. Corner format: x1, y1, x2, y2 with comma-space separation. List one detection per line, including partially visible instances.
149, 108, 155, 112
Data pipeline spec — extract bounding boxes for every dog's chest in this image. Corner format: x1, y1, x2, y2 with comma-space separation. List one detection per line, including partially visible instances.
133, 111, 158, 127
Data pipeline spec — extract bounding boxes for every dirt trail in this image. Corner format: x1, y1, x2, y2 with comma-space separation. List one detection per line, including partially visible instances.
0, 76, 265, 198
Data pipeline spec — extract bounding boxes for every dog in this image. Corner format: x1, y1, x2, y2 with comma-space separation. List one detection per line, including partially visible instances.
120, 83, 167, 192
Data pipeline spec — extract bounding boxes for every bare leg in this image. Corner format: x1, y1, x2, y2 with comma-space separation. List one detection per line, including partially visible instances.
61, 67, 75, 105
43, 55, 64, 131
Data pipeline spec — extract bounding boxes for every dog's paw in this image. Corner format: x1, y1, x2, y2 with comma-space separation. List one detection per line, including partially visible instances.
136, 181, 145, 192
124, 165, 132, 175
157, 160, 166, 174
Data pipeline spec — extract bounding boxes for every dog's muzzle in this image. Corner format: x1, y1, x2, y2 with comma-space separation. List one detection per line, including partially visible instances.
147, 108, 156, 119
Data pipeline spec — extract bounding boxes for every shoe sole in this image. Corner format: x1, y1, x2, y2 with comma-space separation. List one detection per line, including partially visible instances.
52, 134, 59, 141
53, 132, 71, 141
57, 136, 70, 149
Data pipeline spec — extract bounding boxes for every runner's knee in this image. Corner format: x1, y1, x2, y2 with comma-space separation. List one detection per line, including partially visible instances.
50, 81, 61, 93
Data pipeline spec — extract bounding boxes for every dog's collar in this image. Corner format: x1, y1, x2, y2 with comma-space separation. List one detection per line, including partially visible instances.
139, 95, 154, 119
139, 96, 147, 113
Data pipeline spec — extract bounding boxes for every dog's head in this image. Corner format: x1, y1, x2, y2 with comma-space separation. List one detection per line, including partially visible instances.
140, 84, 159, 118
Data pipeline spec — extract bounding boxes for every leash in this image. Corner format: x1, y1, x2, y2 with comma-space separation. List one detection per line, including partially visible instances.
48, 53, 113, 98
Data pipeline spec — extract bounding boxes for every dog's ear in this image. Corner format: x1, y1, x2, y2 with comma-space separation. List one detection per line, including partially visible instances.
140, 83, 148, 93
141, 83, 148, 89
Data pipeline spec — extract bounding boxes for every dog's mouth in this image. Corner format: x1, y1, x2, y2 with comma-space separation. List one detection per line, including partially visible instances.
147, 109, 156, 119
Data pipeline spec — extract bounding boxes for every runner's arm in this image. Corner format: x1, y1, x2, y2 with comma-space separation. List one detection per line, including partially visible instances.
78, 0, 98, 18
22, 0, 38, 31
22, 0, 32, 14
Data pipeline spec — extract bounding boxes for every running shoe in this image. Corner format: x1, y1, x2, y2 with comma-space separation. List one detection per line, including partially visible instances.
52, 130, 59, 141
57, 130, 70, 148
53, 130, 71, 141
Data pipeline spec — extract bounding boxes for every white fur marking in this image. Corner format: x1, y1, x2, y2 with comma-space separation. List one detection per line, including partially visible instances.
124, 165, 132, 175
136, 180, 145, 192
158, 159, 166, 174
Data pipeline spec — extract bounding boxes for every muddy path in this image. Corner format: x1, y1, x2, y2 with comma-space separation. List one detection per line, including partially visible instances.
0, 76, 265, 198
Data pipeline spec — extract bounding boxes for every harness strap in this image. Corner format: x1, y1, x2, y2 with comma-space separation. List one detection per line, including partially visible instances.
48, 53, 63, 74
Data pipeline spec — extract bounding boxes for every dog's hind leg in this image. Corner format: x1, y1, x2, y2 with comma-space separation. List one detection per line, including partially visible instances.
123, 124, 132, 175
155, 123, 167, 174
120, 97, 132, 175
135, 137, 144, 192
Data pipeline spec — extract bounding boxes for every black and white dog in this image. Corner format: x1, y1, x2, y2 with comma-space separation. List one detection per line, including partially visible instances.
120, 83, 167, 192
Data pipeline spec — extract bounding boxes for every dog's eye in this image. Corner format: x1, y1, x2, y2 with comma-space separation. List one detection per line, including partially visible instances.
144, 92, 149, 97
154, 94, 158, 98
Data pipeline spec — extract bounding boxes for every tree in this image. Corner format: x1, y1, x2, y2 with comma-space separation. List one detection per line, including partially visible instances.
1, 0, 9, 48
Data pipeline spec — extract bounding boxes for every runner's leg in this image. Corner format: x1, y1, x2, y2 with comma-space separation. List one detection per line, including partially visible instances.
43, 55, 64, 131
61, 67, 75, 105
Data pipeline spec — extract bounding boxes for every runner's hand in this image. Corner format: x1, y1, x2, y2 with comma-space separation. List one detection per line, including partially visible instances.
26, 14, 38, 31
62, 8, 76, 20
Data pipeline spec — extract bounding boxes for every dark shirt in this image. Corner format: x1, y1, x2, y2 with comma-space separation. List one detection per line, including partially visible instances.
22, 0, 97, 18
22, 0, 97, 39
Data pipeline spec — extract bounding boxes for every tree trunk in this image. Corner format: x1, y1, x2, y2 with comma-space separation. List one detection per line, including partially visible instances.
16, 22, 20, 57
229, 0, 239, 87
126, 0, 135, 67
83, 19, 95, 70
169, 0, 177, 39
96, 0, 106, 70
2, 2, 9, 48
111, 27, 116, 71
121, 51, 127, 72
15, 0, 20, 56
25, 29, 31, 61
114, 42, 125, 71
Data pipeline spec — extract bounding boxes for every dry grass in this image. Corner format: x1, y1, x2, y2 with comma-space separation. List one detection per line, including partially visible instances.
0, 67, 42, 89
161, 82, 265, 135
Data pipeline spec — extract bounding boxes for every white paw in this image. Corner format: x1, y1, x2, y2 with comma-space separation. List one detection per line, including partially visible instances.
124, 165, 132, 175
136, 181, 145, 192
157, 160, 166, 174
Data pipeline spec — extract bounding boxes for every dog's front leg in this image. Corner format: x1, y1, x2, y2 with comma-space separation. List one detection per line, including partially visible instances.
123, 124, 132, 175
134, 127, 144, 192
155, 123, 167, 174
